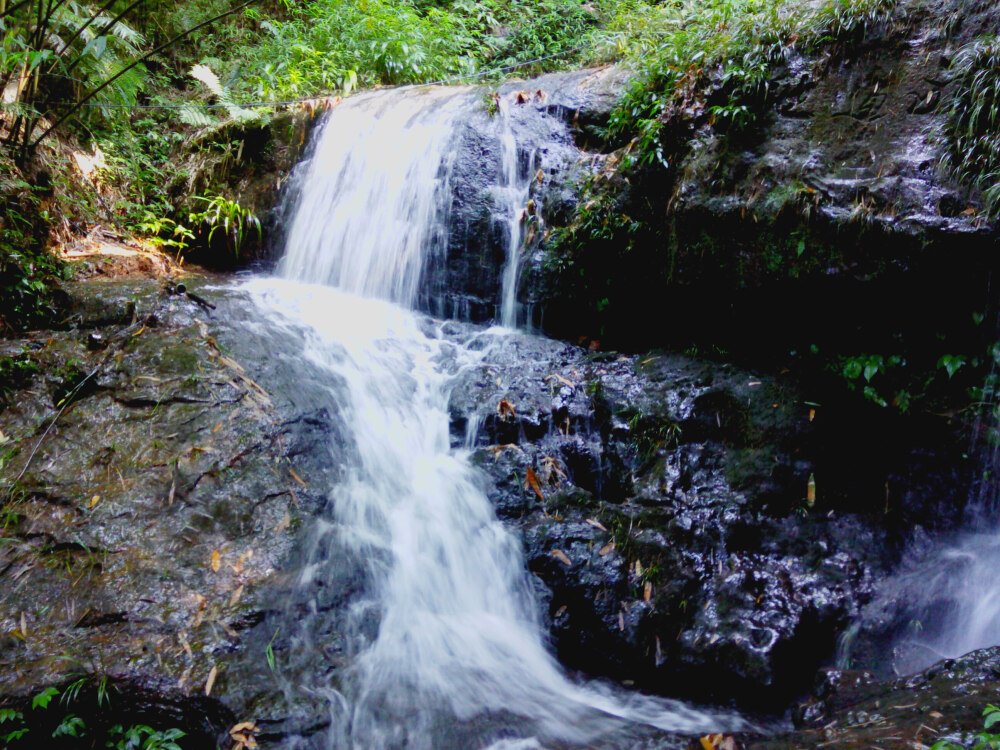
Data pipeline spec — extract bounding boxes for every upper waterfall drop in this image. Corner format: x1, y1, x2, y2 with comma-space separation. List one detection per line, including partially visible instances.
277, 86, 474, 308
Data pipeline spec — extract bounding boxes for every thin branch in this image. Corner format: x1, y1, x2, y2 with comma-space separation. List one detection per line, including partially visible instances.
31, 0, 259, 149
0, 0, 32, 19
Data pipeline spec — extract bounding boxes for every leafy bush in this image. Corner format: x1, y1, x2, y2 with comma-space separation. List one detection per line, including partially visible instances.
932, 704, 1000, 750
243, 0, 598, 99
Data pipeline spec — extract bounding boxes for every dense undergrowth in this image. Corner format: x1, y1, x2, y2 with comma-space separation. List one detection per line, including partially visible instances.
0, 0, 616, 328
2, 0, 1000, 423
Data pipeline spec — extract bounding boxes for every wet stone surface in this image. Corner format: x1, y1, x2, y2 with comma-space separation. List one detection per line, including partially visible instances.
746, 645, 1000, 749
0, 276, 339, 728
449, 333, 942, 711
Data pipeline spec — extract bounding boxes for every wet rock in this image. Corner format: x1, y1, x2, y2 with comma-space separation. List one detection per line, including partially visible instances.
750, 646, 1000, 749
0, 276, 339, 730
421, 67, 632, 321
449, 337, 908, 710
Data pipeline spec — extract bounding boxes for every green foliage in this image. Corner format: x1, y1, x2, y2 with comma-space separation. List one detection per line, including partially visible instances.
0, 681, 186, 750
243, 0, 597, 99
178, 63, 267, 128
109, 723, 186, 750
51, 713, 85, 738
1, 0, 147, 158
30, 686, 59, 711
943, 37, 1000, 218
603, 0, 899, 168
188, 193, 261, 259
626, 410, 681, 466
135, 213, 194, 257
0, 158, 65, 331
0, 349, 38, 406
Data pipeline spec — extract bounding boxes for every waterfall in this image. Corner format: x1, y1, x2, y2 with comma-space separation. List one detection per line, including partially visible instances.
247, 85, 732, 748
843, 354, 1000, 677
494, 97, 537, 329
277, 87, 470, 308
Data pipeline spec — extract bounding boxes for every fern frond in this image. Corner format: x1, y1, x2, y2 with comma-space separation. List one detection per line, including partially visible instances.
190, 64, 225, 98
90, 15, 144, 51
178, 105, 218, 127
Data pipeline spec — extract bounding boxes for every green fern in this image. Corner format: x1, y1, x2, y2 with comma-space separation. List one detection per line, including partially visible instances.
178, 63, 264, 128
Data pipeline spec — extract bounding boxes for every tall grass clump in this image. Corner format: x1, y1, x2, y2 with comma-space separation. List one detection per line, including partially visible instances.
944, 37, 1000, 218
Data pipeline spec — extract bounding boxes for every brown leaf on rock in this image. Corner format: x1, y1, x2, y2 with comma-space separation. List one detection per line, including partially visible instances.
551, 549, 572, 566
585, 518, 607, 531
210, 550, 221, 572
524, 467, 545, 501
204, 665, 217, 696
545, 373, 574, 389
598, 542, 615, 556
497, 399, 516, 420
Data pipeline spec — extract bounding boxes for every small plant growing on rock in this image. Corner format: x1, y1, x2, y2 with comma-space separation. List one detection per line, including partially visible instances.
188, 194, 261, 261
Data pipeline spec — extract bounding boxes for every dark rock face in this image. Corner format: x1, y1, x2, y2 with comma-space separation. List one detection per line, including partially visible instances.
526, 3, 1000, 385
449, 333, 970, 711
417, 66, 631, 322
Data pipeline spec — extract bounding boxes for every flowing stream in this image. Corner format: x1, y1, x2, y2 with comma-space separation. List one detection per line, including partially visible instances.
245, 87, 736, 748
843, 454, 1000, 677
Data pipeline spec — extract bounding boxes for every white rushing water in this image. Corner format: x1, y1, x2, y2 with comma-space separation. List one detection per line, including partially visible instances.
494, 97, 537, 329
277, 87, 471, 308
249, 85, 733, 748
849, 515, 1000, 676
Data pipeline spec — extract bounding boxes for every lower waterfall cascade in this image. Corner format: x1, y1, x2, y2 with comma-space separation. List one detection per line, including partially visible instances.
244, 86, 741, 747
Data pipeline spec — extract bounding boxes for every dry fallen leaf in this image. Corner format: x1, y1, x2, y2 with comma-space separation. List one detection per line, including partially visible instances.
89, 494, 100, 508
230, 721, 260, 750
497, 399, 516, 420
545, 373, 574, 389
204, 665, 217, 696
212, 422, 223, 433
551, 549, 572, 566
618, 611, 625, 632
210, 550, 221, 573
643, 581, 653, 602
19, 611, 27, 638
585, 518, 607, 531
524, 467, 545, 501
167, 477, 176, 507
229, 584, 245, 608
486, 444, 523, 459
598, 542, 615, 556
288, 468, 307, 487
275, 512, 291, 534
